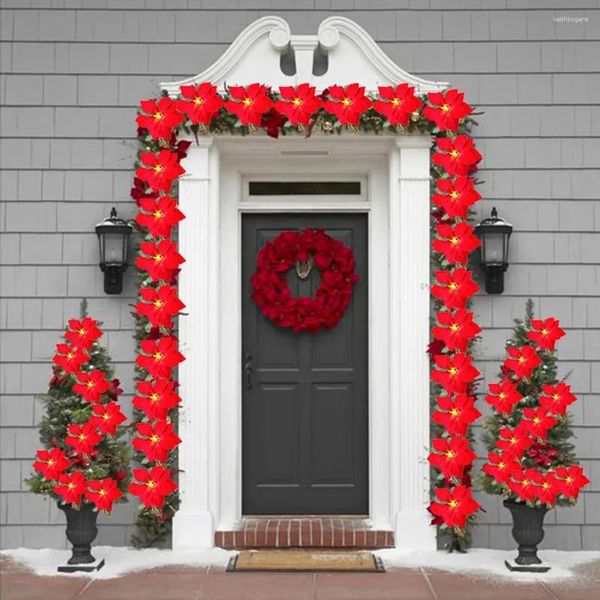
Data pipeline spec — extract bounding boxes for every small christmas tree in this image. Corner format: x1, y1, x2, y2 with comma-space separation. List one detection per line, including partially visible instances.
27, 300, 130, 510
481, 299, 589, 506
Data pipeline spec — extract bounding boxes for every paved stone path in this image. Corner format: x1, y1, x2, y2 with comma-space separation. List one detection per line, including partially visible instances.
1, 555, 598, 599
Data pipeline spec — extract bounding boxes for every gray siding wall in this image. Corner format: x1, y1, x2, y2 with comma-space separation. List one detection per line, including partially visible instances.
0, 0, 598, 550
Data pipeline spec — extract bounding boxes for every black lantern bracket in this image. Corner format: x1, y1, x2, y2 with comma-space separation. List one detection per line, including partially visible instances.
474, 207, 513, 295
95, 207, 133, 295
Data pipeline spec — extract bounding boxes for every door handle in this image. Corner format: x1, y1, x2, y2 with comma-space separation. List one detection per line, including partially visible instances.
244, 353, 253, 389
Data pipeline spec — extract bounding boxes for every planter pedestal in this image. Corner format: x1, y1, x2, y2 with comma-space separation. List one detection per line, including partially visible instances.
57, 502, 105, 573
503, 499, 550, 573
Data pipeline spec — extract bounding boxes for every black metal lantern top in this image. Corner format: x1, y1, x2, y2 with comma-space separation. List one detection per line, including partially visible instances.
475, 207, 513, 268
475, 207, 513, 294
95, 207, 133, 294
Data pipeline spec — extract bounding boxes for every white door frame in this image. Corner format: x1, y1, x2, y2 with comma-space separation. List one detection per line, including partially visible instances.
173, 134, 436, 550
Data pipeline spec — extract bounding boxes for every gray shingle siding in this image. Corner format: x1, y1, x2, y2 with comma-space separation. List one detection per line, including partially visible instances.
1, 1, 598, 550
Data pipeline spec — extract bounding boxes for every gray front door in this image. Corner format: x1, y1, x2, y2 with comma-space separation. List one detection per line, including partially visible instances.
242, 213, 368, 514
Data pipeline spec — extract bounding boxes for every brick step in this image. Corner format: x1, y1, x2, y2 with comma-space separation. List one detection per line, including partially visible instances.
215, 517, 394, 550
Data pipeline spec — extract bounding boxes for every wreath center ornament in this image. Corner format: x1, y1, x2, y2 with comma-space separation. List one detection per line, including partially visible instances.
251, 228, 358, 333
295, 255, 313, 280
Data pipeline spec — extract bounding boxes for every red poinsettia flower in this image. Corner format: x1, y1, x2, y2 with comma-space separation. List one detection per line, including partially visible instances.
106, 378, 123, 401
225, 84, 273, 126
136, 336, 185, 379
85, 478, 123, 513
553, 465, 590, 500
432, 177, 481, 220
178, 82, 223, 125
136, 97, 184, 141
431, 268, 480, 310
275, 84, 322, 126
129, 466, 177, 509
88, 402, 127, 436
73, 370, 110, 404
260, 108, 287, 139
497, 427, 533, 457
131, 176, 153, 203
485, 380, 523, 414
53, 343, 88, 374
508, 468, 543, 503
483, 452, 520, 484
520, 407, 557, 440
504, 345, 542, 379
424, 89, 472, 132
432, 394, 481, 437
432, 353, 480, 394
428, 436, 477, 479
136, 285, 185, 329
526, 442, 559, 468
433, 222, 481, 265
324, 84, 372, 126
528, 317, 566, 352
65, 317, 102, 350
429, 485, 480, 529
374, 84, 422, 126
54, 471, 87, 505
133, 378, 181, 420
65, 423, 102, 456
136, 240, 185, 283
136, 149, 185, 194
432, 309, 481, 352
136, 196, 184, 239
33, 448, 71, 481
432, 135, 482, 176
132, 419, 181, 463
536, 472, 561, 505
539, 382, 576, 416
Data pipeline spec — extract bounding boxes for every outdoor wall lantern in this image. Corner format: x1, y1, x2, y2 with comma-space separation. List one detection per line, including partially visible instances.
474, 207, 513, 295
95, 207, 133, 295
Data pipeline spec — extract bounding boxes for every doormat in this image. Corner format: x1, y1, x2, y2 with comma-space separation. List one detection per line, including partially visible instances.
227, 550, 385, 573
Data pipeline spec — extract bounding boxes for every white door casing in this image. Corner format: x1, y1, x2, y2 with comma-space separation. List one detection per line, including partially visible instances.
162, 16, 446, 550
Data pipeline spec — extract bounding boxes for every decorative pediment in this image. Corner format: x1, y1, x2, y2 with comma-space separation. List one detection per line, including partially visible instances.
161, 16, 447, 96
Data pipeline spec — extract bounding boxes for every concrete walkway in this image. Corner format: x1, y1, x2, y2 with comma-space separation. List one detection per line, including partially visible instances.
1, 556, 598, 600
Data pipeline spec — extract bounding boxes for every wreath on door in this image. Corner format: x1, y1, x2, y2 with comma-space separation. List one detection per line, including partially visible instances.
250, 228, 359, 333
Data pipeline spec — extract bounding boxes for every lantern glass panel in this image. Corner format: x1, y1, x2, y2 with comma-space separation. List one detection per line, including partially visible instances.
102, 232, 127, 264
482, 230, 506, 265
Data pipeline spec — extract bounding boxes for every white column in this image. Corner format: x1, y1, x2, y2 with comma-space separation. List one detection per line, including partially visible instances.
172, 138, 220, 549
389, 138, 437, 550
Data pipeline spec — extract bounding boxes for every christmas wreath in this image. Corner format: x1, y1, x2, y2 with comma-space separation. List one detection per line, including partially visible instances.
250, 228, 359, 333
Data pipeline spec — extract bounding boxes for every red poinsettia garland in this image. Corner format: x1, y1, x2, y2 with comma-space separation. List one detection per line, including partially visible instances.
131, 83, 483, 540
32, 319, 126, 513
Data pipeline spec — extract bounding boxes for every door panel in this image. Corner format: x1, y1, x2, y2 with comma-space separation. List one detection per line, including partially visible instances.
242, 213, 368, 514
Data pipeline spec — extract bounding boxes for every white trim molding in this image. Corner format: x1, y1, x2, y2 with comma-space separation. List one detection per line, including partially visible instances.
161, 16, 447, 95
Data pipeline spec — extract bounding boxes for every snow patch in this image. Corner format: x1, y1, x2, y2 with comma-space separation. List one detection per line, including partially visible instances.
2, 546, 234, 580
2, 546, 598, 582
374, 548, 600, 582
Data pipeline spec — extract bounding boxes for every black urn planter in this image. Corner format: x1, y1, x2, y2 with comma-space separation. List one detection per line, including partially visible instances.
503, 499, 550, 573
57, 502, 105, 573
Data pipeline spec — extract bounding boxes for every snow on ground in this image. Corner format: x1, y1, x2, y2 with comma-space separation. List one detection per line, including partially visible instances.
2, 546, 235, 580
375, 547, 600, 582
2, 546, 599, 582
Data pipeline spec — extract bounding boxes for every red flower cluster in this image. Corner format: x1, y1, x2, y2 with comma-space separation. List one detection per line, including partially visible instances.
374, 84, 422, 126
251, 228, 359, 333
433, 135, 482, 176
483, 320, 589, 506
424, 90, 472, 132
324, 84, 372, 126
429, 485, 480, 529
33, 319, 126, 513
129, 466, 177, 510
433, 177, 481, 220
